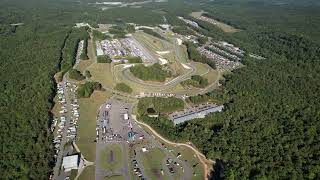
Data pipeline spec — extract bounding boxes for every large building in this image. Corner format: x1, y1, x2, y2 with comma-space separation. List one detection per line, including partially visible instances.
62, 154, 81, 172
169, 104, 224, 125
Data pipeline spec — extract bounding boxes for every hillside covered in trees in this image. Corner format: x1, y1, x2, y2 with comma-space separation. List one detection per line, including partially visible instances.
1, 0, 320, 179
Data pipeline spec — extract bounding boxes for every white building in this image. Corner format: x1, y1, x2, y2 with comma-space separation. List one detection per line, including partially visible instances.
62, 154, 80, 172
96, 41, 104, 56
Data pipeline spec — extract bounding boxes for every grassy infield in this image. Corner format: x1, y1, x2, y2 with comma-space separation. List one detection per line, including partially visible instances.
75, 30, 213, 179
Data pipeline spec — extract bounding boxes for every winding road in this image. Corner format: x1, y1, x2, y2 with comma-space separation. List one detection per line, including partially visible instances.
132, 115, 215, 180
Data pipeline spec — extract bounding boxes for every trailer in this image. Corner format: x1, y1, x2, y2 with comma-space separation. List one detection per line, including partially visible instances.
124, 113, 129, 120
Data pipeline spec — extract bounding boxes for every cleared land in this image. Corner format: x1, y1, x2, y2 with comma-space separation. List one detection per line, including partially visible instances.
139, 125, 206, 180
140, 148, 169, 180
194, 62, 211, 76
76, 91, 112, 161
100, 144, 123, 170
203, 69, 219, 84
88, 63, 115, 88
190, 11, 239, 33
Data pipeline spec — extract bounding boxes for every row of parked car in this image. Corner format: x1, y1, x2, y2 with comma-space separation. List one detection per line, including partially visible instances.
132, 159, 145, 179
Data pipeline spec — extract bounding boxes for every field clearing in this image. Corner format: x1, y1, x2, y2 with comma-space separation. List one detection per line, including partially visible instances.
78, 165, 95, 180
139, 126, 205, 180
76, 60, 93, 72
140, 148, 169, 180
194, 62, 211, 76
175, 147, 205, 180
133, 31, 170, 52
88, 63, 115, 88
203, 69, 219, 84
76, 90, 112, 161
190, 11, 240, 33
100, 144, 123, 170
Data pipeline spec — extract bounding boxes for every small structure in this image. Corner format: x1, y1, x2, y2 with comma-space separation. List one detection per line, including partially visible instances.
124, 113, 129, 120
62, 154, 80, 172
96, 41, 104, 56
142, 147, 148, 152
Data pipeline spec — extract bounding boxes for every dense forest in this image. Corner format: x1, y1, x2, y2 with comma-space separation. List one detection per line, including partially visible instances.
114, 83, 133, 93
180, 75, 209, 88
130, 63, 171, 82
1, 0, 320, 179
137, 1, 320, 179
77, 81, 102, 98
0, 23, 69, 179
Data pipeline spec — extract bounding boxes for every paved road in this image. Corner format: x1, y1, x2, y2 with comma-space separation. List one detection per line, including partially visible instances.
95, 99, 132, 180
130, 36, 158, 64
118, 61, 196, 90
52, 80, 74, 180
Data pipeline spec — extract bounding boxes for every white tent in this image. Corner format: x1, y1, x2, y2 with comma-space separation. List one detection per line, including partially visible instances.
62, 155, 80, 172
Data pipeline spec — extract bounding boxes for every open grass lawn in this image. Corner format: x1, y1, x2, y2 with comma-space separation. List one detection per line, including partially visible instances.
100, 144, 123, 170
134, 31, 169, 52
76, 60, 93, 73
104, 175, 125, 180
141, 148, 169, 180
76, 91, 112, 161
88, 63, 115, 88
203, 69, 219, 84
138, 126, 205, 180
78, 165, 95, 180
194, 62, 211, 76
174, 147, 205, 180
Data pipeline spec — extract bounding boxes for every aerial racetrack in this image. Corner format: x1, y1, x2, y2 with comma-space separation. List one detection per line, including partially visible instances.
109, 31, 221, 95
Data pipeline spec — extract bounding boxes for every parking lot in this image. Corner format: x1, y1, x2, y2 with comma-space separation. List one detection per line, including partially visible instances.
52, 81, 81, 180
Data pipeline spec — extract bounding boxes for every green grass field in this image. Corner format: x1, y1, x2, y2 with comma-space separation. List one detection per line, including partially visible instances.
140, 148, 169, 180
100, 144, 123, 171
194, 62, 211, 76
174, 147, 204, 180
203, 69, 220, 84
76, 91, 112, 161
78, 165, 95, 180
138, 126, 205, 180
88, 63, 115, 88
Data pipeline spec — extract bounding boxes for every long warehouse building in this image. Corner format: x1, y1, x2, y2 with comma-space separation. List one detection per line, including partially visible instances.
171, 105, 224, 125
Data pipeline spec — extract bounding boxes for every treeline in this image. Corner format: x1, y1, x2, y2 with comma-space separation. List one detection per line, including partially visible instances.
97, 55, 112, 63
0, 23, 69, 179
80, 38, 89, 60
140, 28, 165, 40
77, 81, 102, 98
188, 89, 225, 104
69, 69, 85, 81
172, 26, 196, 36
180, 75, 208, 88
127, 56, 143, 63
115, 83, 132, 93
140, 26, 320, 180
108, 24, 135, 38
130, 63, 171, 82
184, 42, 216, 69
61, 27, 88, 74
93, 30, 109, 40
